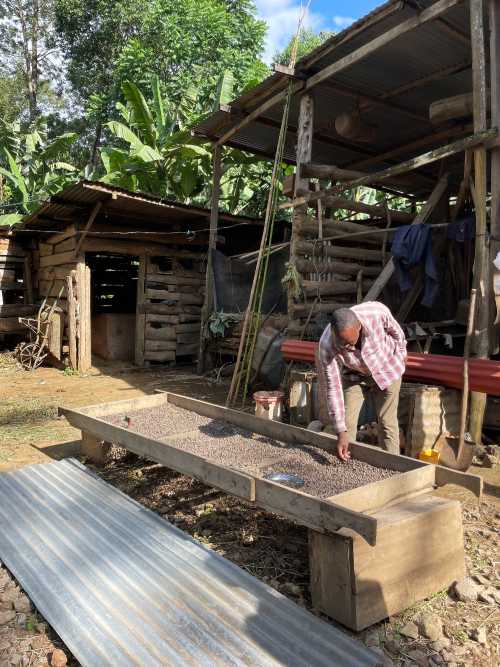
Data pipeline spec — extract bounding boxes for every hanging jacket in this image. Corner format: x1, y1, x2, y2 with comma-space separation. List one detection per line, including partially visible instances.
391, 224, 439, 307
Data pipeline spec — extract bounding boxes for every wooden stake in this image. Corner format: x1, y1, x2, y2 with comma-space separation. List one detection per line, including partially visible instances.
135, 255, 146, 366
197, 145, 222, 374
469, 0, 490, 444
73, 202, 102, 258
66, 271, 77, 370
289, 93, 314, 327
490, 0, 500, 353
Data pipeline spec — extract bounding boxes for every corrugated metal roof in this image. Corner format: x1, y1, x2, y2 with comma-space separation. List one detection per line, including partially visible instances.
193, 0, 477, 192
0, 459, 381, 667
17, 180, 262, 234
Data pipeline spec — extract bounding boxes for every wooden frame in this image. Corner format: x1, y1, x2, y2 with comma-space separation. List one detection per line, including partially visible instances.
60, 392, 482, 544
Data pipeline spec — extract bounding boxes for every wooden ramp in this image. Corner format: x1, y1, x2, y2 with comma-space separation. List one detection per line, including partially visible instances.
0, 459, 381, 667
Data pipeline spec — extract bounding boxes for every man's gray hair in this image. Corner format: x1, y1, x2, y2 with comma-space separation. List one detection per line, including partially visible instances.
331, 308, 360, 334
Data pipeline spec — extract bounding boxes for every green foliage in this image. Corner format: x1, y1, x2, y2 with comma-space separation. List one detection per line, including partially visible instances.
208, 311, 239, 337
0, 121, 78, 223
273, 29, 334, 66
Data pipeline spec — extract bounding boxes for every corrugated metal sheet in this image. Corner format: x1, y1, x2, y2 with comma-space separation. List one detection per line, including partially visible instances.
18, 180, 262, 234
0, 459, 381, 667
194, 0, 476, 187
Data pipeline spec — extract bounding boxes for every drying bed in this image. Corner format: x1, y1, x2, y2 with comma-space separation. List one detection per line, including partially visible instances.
61, 392, 483, 548
104, 405, 396, 498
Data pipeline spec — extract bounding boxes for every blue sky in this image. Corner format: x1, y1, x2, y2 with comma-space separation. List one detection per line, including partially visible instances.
255, 1, 383, 62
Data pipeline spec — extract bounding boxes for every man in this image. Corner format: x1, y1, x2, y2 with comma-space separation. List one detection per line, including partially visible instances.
317, 302, 407, 461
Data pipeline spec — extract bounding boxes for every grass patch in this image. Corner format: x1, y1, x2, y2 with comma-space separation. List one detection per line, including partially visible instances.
0, 398, 58, 427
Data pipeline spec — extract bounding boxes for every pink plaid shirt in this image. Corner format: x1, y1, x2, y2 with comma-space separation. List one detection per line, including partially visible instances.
318, 302, 407, 433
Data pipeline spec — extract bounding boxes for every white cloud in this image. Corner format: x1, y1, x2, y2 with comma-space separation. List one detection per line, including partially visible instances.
332, 15, 355, 29
254, 1, 326, 64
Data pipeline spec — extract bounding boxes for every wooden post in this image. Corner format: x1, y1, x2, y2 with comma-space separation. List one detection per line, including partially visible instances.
81, 431, 112, 465
23, 256, 33, 304
76, 260, 92, 372
198, 145, 222, 374
289, 93, 314, 327
490, 0, 500, 353
469, 0, 490, 443
135, 255, 146, 366
66, 271, 77, 370
73, 202, 102, 259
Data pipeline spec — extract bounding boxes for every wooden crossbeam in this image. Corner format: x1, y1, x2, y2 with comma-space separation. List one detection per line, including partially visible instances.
73, 202, 102, 258
362, 174, 450, 303
281, 129, 497, 211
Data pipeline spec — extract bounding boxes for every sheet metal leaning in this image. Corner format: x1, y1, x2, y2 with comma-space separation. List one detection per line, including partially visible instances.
0, 459, 381, 667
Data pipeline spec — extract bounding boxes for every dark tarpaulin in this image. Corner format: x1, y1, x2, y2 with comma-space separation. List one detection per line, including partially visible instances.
212, 248, 288, 314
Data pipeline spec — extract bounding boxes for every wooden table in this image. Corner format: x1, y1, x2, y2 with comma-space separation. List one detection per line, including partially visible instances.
60, 392, 481, 630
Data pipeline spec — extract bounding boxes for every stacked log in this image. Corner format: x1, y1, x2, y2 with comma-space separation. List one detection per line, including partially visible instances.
289, 213, 386, 336
141, 256, 205, 363
0, 236, 34, 334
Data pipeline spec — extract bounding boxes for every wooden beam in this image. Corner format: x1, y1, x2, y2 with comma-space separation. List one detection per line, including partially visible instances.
198, 146, 222, 373
469, 0, 490, 444
490, 0, 500, 354
294, 189, 414, 223
289, 93, 314, 325
135, 255, 146, 366
285, 129, 496, 210
73, 202, 102, 258
363, 174, 450, 302
430, 92, 478, 124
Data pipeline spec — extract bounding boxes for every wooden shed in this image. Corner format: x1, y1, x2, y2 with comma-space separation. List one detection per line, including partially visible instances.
15, 181, 262, 371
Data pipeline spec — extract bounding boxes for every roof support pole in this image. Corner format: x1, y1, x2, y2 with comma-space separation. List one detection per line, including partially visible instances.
289, 93, 314, 328
469, 0, 490, 444
489, 0, 500, 354
197, 145, 222, 374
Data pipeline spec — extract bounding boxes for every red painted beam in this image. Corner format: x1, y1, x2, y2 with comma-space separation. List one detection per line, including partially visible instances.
281, 340, 500, 396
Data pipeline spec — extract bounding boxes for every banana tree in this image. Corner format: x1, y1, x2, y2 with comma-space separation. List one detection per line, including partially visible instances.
100, 75, 214, 201
0, 121, 78, 225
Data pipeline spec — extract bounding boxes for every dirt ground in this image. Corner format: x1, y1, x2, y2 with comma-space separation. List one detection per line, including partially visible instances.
1, 352, 499, 667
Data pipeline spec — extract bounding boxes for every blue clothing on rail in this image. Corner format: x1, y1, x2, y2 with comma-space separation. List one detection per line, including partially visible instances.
391, 224, 439, 307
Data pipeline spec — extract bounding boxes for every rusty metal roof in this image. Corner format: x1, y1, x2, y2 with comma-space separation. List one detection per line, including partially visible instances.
194, 0, 475, 194
17, 180, 262, 235
0, 459, 381, 667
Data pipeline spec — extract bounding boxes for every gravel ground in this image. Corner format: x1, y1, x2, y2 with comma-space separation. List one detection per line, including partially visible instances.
103, 405, 397, 498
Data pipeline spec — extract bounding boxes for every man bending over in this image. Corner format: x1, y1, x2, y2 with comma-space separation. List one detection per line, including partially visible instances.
318, 302, 407, 461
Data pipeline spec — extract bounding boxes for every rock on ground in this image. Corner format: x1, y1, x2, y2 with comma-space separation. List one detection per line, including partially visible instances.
452, 577, 480, 602
417, 612, 443, 641
400, 621, 419, 639
50, 648, 68, 667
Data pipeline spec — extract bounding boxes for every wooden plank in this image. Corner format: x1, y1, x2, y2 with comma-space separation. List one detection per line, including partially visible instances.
144, 289, 203, 305
176, 343, 199, 356
62, 408, 256, 500
254, 477, 377, 545
176, 322, 201, 333
430, 91, 477, 124
147, 273, 203, 286
490, 0, 500, 354
39, 243, 54, 257
47, 311, 63, 360
303, 279, 373, 297
0, 317, 26, 333
73, 201, 102, 258
145, 340, 177, 352
296, 259, 380, 277
0, 269, 15, 284
0, 305, 36, 317
296, 240, 383, 262
76, 262, 91, 372
72, 393, 169, 418
145, 314, 180, 324
82, 237, 206, 259
298, 218, 384, 245
469, 0, 490, 442
23, 256, 33, 304
286, 130, 496, 210
81, 432, 112, 465
311, 494, 465, 630
40, 250, 78, 268
145, 325, 176, 342
66, 272, 77, 370
331, 465, 435, 513
363, 174, 450, 301
135, 255, 146, 366
143, 350, 176, 362
139, 303, 201, 316
434, 465, 483, 498
198, 145, 222, 373
289, 93, 314, 327
46, 225, 77, 246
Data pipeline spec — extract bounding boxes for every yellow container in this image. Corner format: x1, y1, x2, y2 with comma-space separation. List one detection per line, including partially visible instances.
418, 448, 440, 464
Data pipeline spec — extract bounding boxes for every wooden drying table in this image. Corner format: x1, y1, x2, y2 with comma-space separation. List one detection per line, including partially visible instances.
60, 392, 482, 631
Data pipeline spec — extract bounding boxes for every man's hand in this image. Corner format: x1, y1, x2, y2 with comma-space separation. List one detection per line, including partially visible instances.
336, 431, 351, 462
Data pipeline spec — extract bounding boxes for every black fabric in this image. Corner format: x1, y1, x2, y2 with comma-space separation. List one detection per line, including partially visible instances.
212, 248, 287, 313
447, 215, 475, 242
391, 224, 439, 307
